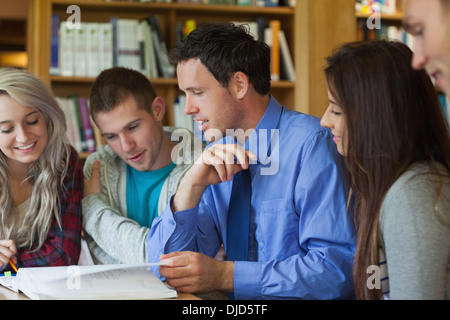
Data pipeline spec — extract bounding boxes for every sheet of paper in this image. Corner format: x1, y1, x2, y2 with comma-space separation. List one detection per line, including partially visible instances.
0, 276, 17, 292
13, 264, 177, 300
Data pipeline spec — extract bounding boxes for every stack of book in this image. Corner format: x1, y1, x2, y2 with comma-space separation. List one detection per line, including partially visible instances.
51, 15, 174, 79
56, 95, 103, 154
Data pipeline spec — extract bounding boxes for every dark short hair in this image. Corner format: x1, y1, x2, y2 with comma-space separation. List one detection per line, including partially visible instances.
170, 22, 271, 96
89, 67, 157, 120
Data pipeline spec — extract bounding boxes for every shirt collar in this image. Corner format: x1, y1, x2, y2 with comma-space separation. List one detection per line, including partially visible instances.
245, 95, 283, 165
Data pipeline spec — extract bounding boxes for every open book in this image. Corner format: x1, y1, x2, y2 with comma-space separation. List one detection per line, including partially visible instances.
0, 263, 177, 300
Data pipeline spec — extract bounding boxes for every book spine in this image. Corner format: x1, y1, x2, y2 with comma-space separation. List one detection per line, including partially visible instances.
278, 29, 295, 81
269, 20, 280, 81
50, 15, 60, 75
59, 22, 75, 77
99, 23, 114, 72
58, 97, 82, 152
71, 94, 87, 152
74, 23, 87, 77
78, 97, 96, 153
86, 23, 101, 77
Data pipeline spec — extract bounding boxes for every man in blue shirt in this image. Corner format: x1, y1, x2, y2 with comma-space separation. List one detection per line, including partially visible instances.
148, 23, 355, 299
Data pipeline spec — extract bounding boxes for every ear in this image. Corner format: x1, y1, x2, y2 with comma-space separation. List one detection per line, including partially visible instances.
151, 96, 165, 122
230, 71, 249, 100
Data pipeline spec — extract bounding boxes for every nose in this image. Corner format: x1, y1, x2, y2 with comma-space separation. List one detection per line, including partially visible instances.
183, 94, 198, 116
320, 107, 333, 129
120, 134, 135, 154
411, 42, 427, 70
15, 125, 30, 143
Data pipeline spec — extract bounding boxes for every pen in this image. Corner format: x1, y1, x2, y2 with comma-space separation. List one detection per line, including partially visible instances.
8, 260, 18, 273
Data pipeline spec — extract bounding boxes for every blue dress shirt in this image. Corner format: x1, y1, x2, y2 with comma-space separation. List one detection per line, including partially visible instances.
148, 96, 356, 299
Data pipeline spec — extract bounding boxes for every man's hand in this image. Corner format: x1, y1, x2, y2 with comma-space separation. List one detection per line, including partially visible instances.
83, 160, 101, 198
172, 144, 256, 212
159, 251, 234, 294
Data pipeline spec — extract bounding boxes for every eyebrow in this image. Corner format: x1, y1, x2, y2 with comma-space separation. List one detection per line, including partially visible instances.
329, 99, 338, 105
0, 111, 39, 125
101, 118, 142, 137
402, 15, 417, 33
181, 87, 198, 92
402, 20, 412, 32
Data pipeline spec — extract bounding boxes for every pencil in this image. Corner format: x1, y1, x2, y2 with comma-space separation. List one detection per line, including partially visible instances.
8, 260, 18, 272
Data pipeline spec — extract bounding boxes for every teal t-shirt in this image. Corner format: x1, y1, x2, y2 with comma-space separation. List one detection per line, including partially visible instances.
126, 162, 176, 228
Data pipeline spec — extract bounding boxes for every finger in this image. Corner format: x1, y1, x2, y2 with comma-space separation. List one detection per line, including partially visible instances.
222, 144, 257, 169
0, 240, 16, 254
165, 278, 198, 293
209, 146, 237, 181
91, 160, 101, 180
200, 148, 228, 182
160, 251, 186, 259
159, 251, 193, 267
159, 265, 188, 280
0, 246, 14, 265
246, 149, 258, 163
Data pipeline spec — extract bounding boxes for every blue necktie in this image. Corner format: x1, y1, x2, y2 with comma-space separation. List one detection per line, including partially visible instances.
226, 169, 252, 262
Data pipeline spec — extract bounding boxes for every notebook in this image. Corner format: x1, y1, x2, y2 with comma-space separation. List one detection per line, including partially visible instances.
0, 263, 177, 300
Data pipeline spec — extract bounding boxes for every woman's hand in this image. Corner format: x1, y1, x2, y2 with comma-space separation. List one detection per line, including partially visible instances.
0, 240, 17, 271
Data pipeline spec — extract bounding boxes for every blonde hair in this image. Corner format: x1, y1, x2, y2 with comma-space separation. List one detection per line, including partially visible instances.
0, 68, 71, 250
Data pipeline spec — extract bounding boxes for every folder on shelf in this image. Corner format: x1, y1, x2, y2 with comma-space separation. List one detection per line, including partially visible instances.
278, 29, 295, 82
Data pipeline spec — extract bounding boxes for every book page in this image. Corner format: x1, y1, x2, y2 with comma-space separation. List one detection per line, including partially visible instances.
15, 264, 177, 300
0, 276, 17, 292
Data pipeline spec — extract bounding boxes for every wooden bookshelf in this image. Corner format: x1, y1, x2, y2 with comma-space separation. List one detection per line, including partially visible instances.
355, 10, 403, 21
27, 0, 356, 157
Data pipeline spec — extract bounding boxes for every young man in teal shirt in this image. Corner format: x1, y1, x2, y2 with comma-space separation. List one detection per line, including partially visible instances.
82, 67, 201, 264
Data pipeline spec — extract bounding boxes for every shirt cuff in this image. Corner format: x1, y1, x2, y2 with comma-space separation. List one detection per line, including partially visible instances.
233, 261, 263, 300
172, 206, 198, 233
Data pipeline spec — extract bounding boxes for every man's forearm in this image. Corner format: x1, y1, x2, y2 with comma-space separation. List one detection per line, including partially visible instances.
170, 177, 206, 213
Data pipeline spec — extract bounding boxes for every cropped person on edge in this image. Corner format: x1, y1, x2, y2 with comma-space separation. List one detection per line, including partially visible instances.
0, 67, 83, 271
147, 23, 356, 300
321, 40, 450, 299
403, 0, 450, 95
82, 67, 202, 264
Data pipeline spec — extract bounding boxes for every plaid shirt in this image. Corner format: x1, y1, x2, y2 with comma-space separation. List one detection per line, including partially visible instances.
14, 148, 83, 269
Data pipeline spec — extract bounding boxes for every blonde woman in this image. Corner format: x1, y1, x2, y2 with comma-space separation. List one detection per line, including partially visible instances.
0, 68, 83, 271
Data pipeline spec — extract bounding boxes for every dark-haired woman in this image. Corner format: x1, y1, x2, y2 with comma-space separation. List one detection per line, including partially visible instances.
321, 40, 450, 300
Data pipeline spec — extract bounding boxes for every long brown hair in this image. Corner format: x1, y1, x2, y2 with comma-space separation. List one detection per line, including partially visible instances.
325, 40, 450, 299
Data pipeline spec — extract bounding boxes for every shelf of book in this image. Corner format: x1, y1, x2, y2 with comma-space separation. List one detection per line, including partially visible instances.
355, 11, 403, 21
28, 0, 356, 156
50, 75, 294, 87
51, 1, 296, 15
355, 0, 409, 44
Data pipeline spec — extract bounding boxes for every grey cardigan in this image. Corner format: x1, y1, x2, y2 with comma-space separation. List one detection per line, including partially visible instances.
379, 162, 450, 299
82, 127, 203, 264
